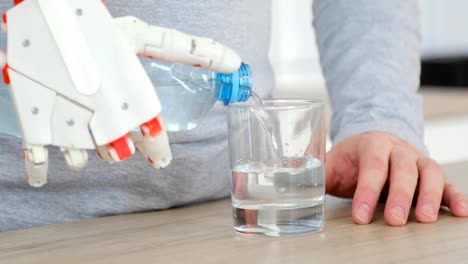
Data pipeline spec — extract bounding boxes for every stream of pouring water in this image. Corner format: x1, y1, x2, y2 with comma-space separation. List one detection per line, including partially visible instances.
248, 92, 282, 160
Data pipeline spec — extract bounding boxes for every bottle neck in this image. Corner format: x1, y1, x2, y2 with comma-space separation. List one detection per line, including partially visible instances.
216, 63, 252, 105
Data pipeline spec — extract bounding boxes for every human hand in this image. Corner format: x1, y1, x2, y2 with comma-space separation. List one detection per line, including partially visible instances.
326, 131, 468, 226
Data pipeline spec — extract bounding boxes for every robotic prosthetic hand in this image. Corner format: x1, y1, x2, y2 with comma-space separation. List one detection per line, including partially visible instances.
1, 0, 241, 187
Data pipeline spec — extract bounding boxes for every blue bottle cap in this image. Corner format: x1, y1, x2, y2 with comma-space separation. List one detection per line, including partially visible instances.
216, 63, 252, 105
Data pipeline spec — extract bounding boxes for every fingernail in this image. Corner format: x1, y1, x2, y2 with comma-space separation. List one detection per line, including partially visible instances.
391, 205, 406, 221
357, 203, 371, 223
420, 201, 435, 217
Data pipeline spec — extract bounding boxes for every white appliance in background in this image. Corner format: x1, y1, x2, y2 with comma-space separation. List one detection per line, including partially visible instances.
269, 0, 326, 99
420, 0, 468, 60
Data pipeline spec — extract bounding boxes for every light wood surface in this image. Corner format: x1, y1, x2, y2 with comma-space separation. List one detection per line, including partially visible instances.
1, 162, 467, 264
422, 87, 468, 119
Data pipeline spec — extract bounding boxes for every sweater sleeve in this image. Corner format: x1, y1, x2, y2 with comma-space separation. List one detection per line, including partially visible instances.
312, 0, 427, 154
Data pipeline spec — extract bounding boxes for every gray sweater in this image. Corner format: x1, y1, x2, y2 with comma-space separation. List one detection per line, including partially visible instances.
0, 0, 424, 231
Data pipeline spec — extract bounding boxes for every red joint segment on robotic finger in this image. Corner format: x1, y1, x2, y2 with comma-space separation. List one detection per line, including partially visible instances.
193, 64, 202, 68
148, 157, 154, 164
2, 13, 7, 24
110, 136, 132, 160
143, 116, 163, 137
2, 64, 10, 85
13, 0, 23, 6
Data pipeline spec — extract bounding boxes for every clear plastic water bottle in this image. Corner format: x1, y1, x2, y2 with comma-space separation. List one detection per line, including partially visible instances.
0, 88, 20, 138
0, 58, 252, 138
143, 61, 252, 132
0, 33, 21, 139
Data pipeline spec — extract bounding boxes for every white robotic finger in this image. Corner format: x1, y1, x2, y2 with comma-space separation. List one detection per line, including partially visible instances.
134, 131, 172, 169
23, 145, 49, 187
189, 37, 241, 73
131, 116, 172, 169
61, 148, 88, 171
116, 16, 242, 73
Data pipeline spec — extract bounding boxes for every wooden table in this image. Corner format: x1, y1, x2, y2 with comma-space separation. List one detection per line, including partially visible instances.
421, 87, 468, 119
1, 162, 467, 264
